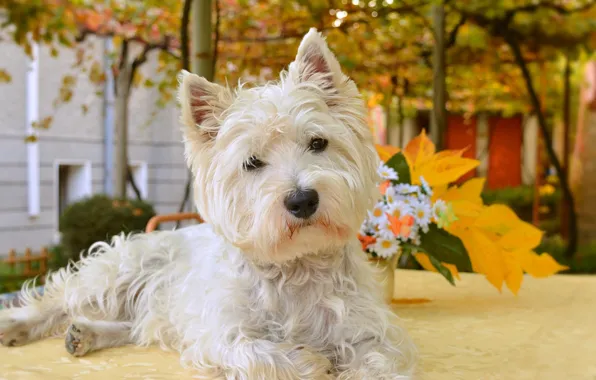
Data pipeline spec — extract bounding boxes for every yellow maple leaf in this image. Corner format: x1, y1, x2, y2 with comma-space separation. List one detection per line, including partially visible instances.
499, 223, 544, 252
474, 204, 523, 235
456, 177, 486, 203
516, 250, 569, 278
503, 251, 524, 295
415, 156, 480, 186
450, 226, 506, 290
403, 129, 435, 167
375, 144, 401, 163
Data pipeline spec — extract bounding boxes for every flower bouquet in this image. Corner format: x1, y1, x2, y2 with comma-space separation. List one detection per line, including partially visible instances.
360, 131, 568, 303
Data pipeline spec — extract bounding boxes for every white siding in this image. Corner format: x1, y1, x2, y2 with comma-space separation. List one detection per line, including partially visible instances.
0, 36, 189, 255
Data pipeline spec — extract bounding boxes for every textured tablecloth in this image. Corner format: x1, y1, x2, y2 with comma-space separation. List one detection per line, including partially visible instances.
1, 269, 595, 380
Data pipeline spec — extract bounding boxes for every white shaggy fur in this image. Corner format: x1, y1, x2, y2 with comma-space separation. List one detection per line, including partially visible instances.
0, 29, 417, 379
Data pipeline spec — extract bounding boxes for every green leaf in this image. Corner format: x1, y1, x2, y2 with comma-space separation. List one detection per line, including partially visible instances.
428, 255, 456, 286
385, 152, 411, 184
419, 224, 472, 272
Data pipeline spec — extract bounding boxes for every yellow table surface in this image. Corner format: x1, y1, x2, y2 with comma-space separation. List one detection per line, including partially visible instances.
1, 269, 595, 380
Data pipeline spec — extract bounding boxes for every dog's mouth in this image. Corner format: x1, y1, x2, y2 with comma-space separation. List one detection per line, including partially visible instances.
285, 216, 349, 240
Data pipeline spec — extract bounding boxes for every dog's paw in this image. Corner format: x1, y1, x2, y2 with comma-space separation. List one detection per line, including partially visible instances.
287, 345, 334, 380
65, 323, 95, 357
0, 315, 30, 347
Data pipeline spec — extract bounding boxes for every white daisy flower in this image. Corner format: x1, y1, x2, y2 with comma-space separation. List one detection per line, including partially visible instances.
401, 194, 419, 206
385, 185, 397, 205
373, 238, 400, 258
386, 200, 412, 220
376, 216, 394, 240
412, 198, 432, 228
378, 164, 399, 181
368, 201, 387, 222
432, 199, 448, 221
394, 184, 420, 195
419, 176, 432, 196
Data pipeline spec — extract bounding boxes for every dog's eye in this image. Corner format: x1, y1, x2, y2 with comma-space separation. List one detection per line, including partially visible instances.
243, 156, 266, 171
309, 138, 328, 153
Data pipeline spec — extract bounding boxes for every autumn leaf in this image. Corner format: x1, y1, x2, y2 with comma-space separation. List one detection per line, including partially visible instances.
516, 250, 569, 278
415, 156, 480, 186
24, 134, 38, 143
503, 251, 523, 295
32, 116, 53, 130
403, 129, 435, 168
499, 222, 544, 252
376, 144, 400, 162
0, 69, 11, 83
474, 204, 524, 235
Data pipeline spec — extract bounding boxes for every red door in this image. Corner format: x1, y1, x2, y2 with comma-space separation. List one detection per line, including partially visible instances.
487, 116, 523, 189
445, 115, 477, 183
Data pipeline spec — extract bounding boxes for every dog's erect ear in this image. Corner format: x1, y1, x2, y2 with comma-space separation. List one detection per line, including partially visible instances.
289, 28, 346, 94
178, 70, 233, 141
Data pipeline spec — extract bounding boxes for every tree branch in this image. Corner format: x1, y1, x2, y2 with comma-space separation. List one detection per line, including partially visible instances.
511, 1, 596, 15
180, 0, 192, 72
118, 39, 128, 70
446, 15, 466, 48
127, 166, 142, 200
212, 0, 221, 76
503, 29, 578, 258
76, 27, 179, 57
127, 37, 171, 89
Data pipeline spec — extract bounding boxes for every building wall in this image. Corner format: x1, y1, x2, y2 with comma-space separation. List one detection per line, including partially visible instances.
0, 36, 188, 255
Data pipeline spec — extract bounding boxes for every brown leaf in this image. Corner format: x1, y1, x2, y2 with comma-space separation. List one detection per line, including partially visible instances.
0, 69, 11, 83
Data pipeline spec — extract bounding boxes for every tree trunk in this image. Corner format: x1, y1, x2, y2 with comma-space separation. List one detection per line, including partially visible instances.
191, 0, 214, 79
431, 3, 446, 150
178, 0, 216, 216
114, 63, 132, 199
561, 56, 571, 239
384, 102, 391, 145
504, 32, 578, 258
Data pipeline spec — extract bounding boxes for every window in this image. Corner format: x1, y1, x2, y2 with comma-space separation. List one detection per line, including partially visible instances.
54, 160, 92, 242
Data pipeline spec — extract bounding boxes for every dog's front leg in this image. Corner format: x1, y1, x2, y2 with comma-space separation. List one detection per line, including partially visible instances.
333, 305, 417, 380
335, 335, 416, 380
186, 338, 334, 380
229, 340, 334, 380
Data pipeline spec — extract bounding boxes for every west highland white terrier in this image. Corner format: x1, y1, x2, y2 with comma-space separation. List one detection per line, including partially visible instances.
0, 29, 416, 379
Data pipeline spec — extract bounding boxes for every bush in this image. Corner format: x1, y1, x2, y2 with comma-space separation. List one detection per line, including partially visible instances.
59, 195, 156, 262
47, 244, 69, 271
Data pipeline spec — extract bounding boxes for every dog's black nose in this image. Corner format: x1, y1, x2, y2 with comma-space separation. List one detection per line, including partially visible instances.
284, 189, 319, 219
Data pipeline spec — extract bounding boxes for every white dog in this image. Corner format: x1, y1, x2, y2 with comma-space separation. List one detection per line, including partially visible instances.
0, 29, 416, 379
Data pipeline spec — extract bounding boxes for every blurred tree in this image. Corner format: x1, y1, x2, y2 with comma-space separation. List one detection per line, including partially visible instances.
451, 0, 596, 257
3, 0, 596, 248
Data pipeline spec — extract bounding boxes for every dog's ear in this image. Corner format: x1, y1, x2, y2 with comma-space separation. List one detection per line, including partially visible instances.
289, 28, 346, 96
178, 70, 233, 141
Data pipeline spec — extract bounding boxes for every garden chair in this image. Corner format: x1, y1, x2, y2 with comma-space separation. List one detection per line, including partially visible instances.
145, 212, 204, 233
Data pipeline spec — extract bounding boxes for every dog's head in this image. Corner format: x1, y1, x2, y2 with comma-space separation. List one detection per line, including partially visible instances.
178, 29, 380, 263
